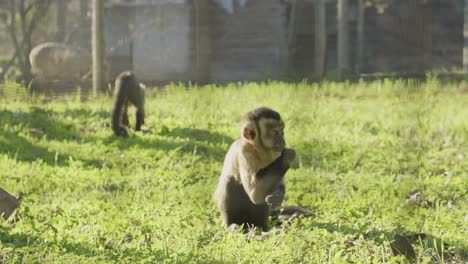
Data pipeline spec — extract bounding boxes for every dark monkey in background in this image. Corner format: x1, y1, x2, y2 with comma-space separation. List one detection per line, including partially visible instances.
112, 71, 145, 137
214, 107, 296, 231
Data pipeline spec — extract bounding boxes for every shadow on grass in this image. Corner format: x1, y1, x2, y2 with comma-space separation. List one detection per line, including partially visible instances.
0, 107, 111, 141
0, 130, 109, 168
0, 131, 68, 166
310, 221, 464, 261
0, 225, 231, 263
61, 108, 111, 121
0, 225, 115, 261
0, 108, 81, 141
0, 109, 110, 167
103, 127, 234, 162
1, 108, 233, 165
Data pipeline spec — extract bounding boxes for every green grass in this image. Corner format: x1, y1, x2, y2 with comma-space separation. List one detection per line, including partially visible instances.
0, 78, 467, 263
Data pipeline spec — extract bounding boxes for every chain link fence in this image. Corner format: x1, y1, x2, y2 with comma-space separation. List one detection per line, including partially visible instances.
0, 0, 465, 97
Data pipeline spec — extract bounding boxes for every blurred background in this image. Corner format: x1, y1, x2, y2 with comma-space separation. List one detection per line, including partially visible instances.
0, 0, 465, 93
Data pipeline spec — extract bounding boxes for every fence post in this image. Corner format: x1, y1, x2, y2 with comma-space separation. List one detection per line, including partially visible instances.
194, 0, 211, 84
356, 0, 364, 75
314, 0, 326, 79
92, 0, 105, 96
55, 0, 67, 42
79, 0, 88, 48
337, 0, 349, 80
464, 0, 468, 72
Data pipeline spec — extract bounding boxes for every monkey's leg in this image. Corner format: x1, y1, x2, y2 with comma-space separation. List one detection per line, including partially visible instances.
248, 203, 270, 231
112, 97, 129, 137
222, 179, 252, 229
122, 102, 130, 127
130, 86, 145, 131
135, 107, 144, 131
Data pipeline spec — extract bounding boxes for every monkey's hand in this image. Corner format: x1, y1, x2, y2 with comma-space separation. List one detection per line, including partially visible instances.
282, 148, 296, 168
265, 184, 285, 208
265, 192, 284, 208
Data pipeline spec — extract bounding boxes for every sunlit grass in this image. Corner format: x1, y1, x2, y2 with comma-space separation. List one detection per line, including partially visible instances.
0, 78, 467, 263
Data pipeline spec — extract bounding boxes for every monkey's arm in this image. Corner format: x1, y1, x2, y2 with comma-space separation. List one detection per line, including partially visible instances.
239, 149, 295, 205
111, 88, 128, 137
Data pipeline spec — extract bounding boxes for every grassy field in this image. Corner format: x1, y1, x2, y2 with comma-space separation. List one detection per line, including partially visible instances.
0, 78, 467, 263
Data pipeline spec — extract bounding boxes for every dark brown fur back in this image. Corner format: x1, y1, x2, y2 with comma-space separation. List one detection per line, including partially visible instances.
111, 71, 144, 137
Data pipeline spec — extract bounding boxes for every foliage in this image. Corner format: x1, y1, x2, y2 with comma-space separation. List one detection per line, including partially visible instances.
0, 79, 467, 263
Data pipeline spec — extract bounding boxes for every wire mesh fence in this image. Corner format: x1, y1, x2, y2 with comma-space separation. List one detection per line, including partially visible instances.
0, 0, 465, 98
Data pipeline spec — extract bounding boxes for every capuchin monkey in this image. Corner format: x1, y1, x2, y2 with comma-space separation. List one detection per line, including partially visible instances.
214, 107, 296, 231
111, 71, 145, 137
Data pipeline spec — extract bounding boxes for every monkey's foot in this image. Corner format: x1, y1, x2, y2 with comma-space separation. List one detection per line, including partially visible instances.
114, 127, 129, 137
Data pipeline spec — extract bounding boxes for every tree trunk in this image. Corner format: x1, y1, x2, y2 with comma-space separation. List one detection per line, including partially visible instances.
79, 0, 88, 48
92, 0, 105, 96
286, 0, 298, 78
194, 0, 211, 84
337, 0, 349, 80
55, 0, 67, 42
464, 0, 468, 72
356, 0, 364, 74
314, 0, 326, 79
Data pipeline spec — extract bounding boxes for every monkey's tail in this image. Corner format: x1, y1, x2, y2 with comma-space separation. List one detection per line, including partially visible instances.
270, 205, 313, 225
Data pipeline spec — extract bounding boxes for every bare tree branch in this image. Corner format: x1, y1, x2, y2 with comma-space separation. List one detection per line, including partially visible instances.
27, 0, 53, 35
2, 0, 54, 82
25, 1, 37, 15
7, 0, 19, 52
0, 49, 19, 81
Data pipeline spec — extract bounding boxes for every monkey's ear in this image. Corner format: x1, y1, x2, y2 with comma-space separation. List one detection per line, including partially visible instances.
242, 126, 256, 140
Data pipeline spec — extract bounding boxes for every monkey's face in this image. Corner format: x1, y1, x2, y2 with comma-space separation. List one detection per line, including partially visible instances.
258, 118, 286, 152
